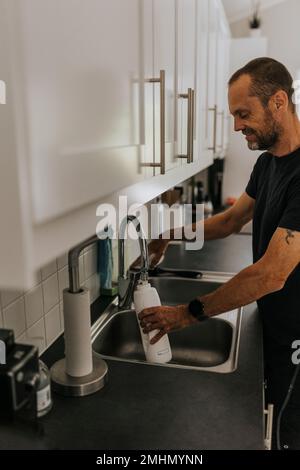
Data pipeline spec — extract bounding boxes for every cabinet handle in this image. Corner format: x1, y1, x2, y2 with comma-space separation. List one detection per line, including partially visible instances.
178, 88, 195, 163
217, 110, 225, 153
142, 70, 165, 175
208, 105, 218, 154
264, 403, 274, 450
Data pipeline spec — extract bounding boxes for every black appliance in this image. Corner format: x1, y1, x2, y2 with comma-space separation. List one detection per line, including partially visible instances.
208, 157, 225, 210
0, 329, 39, 420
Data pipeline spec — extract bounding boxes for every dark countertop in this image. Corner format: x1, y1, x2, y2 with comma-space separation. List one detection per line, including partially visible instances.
0, 234, 264, 450
162, 234, 253, 274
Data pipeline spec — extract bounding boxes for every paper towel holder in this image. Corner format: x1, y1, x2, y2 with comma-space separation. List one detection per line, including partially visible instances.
51, 234, 108, 397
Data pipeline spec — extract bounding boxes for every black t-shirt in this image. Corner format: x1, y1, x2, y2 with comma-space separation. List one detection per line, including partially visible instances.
245, 148, 300, 345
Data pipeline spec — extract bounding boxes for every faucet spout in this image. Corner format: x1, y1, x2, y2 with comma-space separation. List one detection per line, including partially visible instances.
118, 215, 149, 309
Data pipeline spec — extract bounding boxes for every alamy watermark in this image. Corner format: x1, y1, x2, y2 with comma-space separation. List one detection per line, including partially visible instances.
95, 196, 204, 251
291, 340, 300, 365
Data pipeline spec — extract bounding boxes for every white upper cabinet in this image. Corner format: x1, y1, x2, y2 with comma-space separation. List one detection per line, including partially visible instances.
177, 0, 196, 167
194, 0, 212, 169
215, 6, 231, 158
201, 0, 230, 162
5, 0, 147, 224
0, 0, 231, 288
153, 0, 178, 174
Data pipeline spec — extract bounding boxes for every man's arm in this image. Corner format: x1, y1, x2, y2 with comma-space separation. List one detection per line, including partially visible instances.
132, 192, 254, 268
203, 192, 255, 240
168, 192, 255, 241
139, 227, 300, 344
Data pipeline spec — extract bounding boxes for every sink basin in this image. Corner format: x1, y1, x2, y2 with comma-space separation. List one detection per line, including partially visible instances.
92, 272, 242, 373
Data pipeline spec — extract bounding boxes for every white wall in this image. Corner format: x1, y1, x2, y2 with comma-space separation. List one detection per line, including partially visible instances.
222, 38, 268, 203
230, 0, 300, 81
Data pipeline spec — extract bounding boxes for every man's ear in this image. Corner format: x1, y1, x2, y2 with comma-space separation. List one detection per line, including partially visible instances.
273, 90, 288, 111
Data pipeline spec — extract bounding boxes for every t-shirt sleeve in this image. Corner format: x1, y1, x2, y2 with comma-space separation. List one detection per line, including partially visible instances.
245, 154, 264, 199
279, 177, 300, 232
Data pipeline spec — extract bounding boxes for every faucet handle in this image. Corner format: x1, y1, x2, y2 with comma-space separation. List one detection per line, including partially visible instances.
118, 270, 141, 310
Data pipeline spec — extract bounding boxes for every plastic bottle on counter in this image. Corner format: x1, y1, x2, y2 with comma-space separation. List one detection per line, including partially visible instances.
134, 278, 172, 363
36, 360, 53, 417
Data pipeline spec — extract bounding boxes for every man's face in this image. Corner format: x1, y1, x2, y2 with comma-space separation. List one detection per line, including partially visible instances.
228, 74, 282, 151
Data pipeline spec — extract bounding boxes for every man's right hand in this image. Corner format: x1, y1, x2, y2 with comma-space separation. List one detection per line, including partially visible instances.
130, 237, 171, 270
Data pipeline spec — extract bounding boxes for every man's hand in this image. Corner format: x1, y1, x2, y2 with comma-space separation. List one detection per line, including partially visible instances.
138, 304, 198, 344
130, 237, 170, 270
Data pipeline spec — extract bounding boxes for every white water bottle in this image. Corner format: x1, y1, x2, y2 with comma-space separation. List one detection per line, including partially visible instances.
133, 280, 172, 363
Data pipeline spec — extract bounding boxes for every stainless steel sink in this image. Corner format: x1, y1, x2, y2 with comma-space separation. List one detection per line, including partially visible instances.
92, 272, 242, 373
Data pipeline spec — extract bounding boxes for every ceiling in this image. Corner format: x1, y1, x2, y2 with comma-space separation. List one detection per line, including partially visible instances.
222, 0, 288, 23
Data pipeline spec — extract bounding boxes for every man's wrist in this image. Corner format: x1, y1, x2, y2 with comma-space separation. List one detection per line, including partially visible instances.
188, 297, 209, 322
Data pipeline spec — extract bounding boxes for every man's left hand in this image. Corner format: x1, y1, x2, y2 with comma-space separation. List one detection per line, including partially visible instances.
138, 304, 198, 345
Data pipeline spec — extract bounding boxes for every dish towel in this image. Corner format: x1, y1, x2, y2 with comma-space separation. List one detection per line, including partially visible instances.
98, 236, 113, 289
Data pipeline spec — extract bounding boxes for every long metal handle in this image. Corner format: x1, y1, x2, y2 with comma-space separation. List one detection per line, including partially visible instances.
178, 88, 195, 163
264, 403, 274, 450
217, 110, 225, 152
190, 88, 195, 163
208, 105, 217, 153
142, 70, 165, 174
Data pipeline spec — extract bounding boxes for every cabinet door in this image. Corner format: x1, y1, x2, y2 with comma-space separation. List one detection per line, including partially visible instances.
11, 0, 145, 223
140, 0, 156, 179
177, 0, 196, 167
215, 11, 230, 158
205, 0, 218, 161
195, 0, 212, 169
153, 0, 177, 174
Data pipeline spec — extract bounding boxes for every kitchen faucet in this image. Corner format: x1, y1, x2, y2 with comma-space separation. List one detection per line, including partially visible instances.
118, 215, 149, 310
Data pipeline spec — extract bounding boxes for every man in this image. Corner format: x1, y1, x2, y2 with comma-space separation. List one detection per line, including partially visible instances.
138, 58, 300, 450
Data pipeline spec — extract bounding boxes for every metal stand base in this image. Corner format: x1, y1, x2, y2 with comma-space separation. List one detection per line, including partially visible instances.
50, 354, 108, 397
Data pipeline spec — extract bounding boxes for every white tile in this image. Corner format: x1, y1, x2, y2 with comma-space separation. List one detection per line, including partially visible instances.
57, 253, 68, 270
42, 273, 59, 314
59, 301, 64, 330
24, 285, 44, 328
0, 289, 23, 309
0, 308, 3, 328
84, 245, 98, 279
41, 259, 57, 280
16, 332, 27, 343
45, 304, 61, 347
3, 297, 26, 337
25, 317, 46, 355
85, 274, 101, 304
58, 266, 69, 300
31, 269, 42, 286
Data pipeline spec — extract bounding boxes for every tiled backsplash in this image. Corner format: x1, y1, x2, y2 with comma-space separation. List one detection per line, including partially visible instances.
0, 200, 161, 357
0, 244, 100, 356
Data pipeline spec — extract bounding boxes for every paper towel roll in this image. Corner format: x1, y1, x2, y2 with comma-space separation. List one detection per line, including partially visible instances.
63, 288, 93, 377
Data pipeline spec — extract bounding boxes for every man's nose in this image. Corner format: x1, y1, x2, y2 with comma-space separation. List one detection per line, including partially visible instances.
234, 118, 245, 132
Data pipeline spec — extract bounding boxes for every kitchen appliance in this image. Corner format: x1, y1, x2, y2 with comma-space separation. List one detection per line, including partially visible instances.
0, 329, 39, 420
208, 158, 225, 210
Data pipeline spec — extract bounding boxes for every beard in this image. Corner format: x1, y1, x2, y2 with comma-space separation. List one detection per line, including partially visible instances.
244, 109, 282, 151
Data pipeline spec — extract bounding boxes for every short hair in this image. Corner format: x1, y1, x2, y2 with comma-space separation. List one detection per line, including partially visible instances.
228, 57, 295, 113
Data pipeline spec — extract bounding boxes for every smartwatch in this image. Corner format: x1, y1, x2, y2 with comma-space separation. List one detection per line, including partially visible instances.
188, 298, 209, 322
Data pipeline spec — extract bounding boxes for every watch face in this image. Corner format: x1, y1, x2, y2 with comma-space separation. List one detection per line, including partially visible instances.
189, 299, 204, 319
